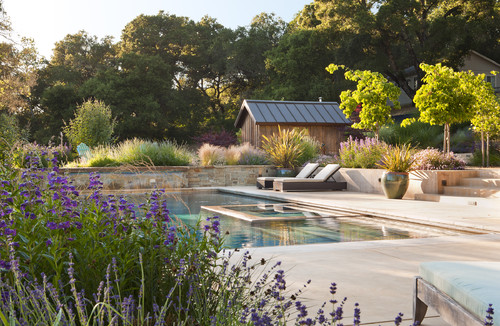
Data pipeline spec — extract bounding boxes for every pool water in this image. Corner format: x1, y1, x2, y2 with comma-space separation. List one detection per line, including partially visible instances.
128, 191, 465, 248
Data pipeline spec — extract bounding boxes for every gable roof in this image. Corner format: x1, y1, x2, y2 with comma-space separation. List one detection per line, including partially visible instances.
469, 50, 500, 69
234, 99, 351, 128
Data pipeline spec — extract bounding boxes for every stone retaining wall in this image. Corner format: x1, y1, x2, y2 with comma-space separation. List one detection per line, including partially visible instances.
60, 166, 276, 190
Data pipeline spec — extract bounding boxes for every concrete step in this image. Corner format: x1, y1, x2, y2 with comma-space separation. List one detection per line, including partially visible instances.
443, 185, 500, 198
476, 168, 500, 178
414, 193, 500, 208
460, 178, 500, 188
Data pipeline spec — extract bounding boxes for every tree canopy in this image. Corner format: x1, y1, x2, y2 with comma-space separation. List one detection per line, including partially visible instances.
326, 64, 401, 140
407, 63, 499, 153
0, 0, 498, 147
293, 0, 500, 99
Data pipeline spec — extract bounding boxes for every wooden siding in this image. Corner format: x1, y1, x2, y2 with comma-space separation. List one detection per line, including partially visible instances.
255, 124, 345, 154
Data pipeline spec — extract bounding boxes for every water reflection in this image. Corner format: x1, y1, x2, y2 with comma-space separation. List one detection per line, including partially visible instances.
124, 191, 461, 249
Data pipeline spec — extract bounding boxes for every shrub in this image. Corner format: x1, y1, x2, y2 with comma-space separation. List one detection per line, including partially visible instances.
11, 142, 74, 168
193, 129, 237, 147
63, 99, 115, 148
0, 113, 26, 160
338, 136, 388, 168
413, 148, 466, 170
198, 143, 225, 166
296, 136, 321, 167
262, 127, 308, 169
237, 143, 269, 165
471, 142, 500, 167
379, 121, 442, 149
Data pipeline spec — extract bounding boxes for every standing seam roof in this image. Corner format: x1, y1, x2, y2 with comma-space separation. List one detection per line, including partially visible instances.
235, 100, 351, 127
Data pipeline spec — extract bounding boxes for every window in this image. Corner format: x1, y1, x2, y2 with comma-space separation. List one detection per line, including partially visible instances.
486, 75, 496, 88
406, 77, 418, 90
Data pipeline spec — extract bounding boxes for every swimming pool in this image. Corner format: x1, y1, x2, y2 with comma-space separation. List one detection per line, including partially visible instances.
128, 191, 466, 248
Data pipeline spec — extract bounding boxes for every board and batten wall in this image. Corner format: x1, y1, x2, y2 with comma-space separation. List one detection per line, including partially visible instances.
240, 119, 345, 154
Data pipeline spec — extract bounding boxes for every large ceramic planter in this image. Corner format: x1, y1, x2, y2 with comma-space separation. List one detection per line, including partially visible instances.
276, 168, 296, 177
381, 171, 409, 199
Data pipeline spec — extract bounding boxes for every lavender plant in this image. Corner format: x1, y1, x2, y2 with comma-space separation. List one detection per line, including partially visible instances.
338, 136, 389, 168
0, 152, 224, 317
11, 142, 74, 168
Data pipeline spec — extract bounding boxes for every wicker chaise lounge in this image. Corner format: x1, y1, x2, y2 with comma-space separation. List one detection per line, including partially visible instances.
414, 261, 500, 326
273, 164, 346, 192
256, 163, 319, 189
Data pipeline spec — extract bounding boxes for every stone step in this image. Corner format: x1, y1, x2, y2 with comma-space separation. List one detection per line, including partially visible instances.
476, 168, 500, 178
414, 193, 499, 208
460, 178, 500, 188
443, 185, 500, 198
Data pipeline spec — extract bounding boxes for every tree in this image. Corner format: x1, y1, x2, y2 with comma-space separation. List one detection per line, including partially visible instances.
293, 0, 500, 100
326, 64, 401, 140
30, 31, 116, 143
469, 71, 500, 166
0, 1, 39, 115
50, 30, 116, 80
261, 28, 338, 101
405, 63, 477, 153
63, 99, 115, 148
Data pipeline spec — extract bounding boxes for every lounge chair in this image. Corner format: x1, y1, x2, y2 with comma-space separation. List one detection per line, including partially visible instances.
256, 163, 319, 189
273, 164, 347, 192
414, 261, 500, 326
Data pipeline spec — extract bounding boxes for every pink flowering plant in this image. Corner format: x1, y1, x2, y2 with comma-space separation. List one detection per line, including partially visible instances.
413, 148, 466, 170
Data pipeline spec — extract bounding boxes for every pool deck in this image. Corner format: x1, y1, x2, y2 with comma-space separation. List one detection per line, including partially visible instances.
219, 186, 500, 326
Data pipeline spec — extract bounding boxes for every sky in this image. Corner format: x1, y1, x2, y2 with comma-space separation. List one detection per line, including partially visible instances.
3, 0, 312, 59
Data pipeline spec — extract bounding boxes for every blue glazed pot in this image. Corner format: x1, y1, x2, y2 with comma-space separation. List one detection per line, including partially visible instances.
276, 168, 296, 177
381, 171, 409, 199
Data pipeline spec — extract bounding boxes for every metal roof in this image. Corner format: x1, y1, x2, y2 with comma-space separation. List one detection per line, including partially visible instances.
234, 99, 351, 127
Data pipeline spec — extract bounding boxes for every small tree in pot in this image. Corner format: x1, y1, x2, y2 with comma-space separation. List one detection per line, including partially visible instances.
377, 143, 416, 199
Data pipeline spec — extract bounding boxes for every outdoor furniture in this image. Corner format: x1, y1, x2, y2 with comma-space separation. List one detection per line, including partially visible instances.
76, 143, 92, 162
414, 261, 500, 326
273, 164, 347, 192
256, 163, 319, 189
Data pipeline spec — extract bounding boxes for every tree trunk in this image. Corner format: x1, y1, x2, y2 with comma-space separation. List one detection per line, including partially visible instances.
481, 131, 485, 167
443, 123, 451, 154
486, 132, 490, 167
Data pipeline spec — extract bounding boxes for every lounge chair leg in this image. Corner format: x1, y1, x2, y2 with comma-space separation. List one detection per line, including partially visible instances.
413, 277, 428, 325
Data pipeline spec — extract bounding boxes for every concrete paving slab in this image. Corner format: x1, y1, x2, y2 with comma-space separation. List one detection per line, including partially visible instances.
218, 186, 500, 325
239, 234, 500, 325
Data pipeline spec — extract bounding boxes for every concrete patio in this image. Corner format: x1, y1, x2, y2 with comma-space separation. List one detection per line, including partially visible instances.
220, 187, 500, 325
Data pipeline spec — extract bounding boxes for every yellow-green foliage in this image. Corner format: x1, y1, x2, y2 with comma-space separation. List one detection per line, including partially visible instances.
377, 143, 415, 172
261, 126, 307, 169
198, 143, 225, 166
326, 64, 401, 139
